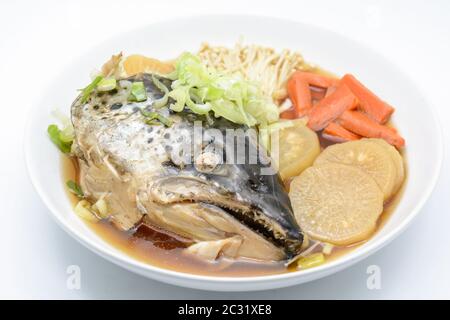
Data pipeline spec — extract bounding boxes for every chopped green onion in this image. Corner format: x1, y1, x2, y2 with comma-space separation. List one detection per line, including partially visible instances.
66, 180, 84, 198
151, 75, 169, 108
145, 119, 160, 126
47, 124, 72, 153
297, 253, 325, 270
91, 198, 109, 218
156, 114, 172, 127
129, 81, 147, 102
74, 200, 98, 222
322, 243, 334, 255
80, 75, 103, 103
141, 110, 158, 119
59, 126, 74, 143
97, 78, 117, 92
141, 109, 173, 127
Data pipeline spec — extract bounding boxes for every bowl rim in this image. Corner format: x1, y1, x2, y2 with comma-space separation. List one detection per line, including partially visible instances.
24, 13, 444, 287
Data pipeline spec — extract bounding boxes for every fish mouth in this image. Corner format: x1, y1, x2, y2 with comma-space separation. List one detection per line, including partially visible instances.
148, 175, 303, 258
212, 203, 302, 257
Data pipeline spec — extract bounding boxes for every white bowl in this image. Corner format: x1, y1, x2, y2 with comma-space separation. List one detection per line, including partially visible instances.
25, 15, 443, 291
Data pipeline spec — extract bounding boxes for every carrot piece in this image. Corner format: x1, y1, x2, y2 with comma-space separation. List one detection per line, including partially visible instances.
342, 74, 394, 124
307, 83, 358, 131
288, 76, 311, 116
323, 122, 360, 142
310, 86, 326, 100
338, 110, 405, 148
287, 71, 341, 118
325, 86, 337, 97
291, 71, 339, 88
280, 106, 298, 119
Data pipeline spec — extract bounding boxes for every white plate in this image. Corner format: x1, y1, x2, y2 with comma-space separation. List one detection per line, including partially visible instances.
25, 15, 443, 291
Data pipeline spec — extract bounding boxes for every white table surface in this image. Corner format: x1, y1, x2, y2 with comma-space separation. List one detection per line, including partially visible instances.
1, 0, 449, 299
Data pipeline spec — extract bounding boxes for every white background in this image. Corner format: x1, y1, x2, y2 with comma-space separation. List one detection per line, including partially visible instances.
1, 0, 449, 299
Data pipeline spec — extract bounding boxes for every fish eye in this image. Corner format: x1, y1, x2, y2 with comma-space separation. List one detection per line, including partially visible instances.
194, 151, 222, 174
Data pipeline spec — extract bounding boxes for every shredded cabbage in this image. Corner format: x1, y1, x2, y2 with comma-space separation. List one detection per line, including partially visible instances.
168, 53, 279, 126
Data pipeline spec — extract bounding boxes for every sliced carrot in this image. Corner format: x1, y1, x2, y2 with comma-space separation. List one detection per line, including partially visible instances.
342, 74, 394, 124
323, 122, 361, 142
307, 83, 358, 131
280, 106, 298, 119
290, 71, 339, 88
288, 71, 340, 117
310, 86, 326, 100
338, 110, 405, 148
288, 76, 311, 116
325, 86, 337, 97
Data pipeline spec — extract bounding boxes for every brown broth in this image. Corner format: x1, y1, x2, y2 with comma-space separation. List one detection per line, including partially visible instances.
61, 145, 406, 276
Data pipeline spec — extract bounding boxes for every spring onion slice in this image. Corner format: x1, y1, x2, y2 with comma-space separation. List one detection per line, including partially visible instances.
80, 75, 103, 103
91, 197, 109, 219
322, 243, 334, 255
66, 180, 84, 198
156, 114, 173, 127
297, 253, 325, 270
59, 126, 74, 143
74, 200, 99, 222
51, 109, 74, 143
141, 109, 173, 127
129, 81, 147, 102
97, 78, 117, 92
151, 75, 169, 109
47, 124, 72, 153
